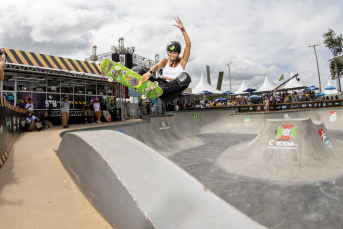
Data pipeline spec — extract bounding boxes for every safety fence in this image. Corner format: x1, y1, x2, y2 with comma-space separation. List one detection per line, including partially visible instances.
0, 98, 27, 169
237, 99, 343, 113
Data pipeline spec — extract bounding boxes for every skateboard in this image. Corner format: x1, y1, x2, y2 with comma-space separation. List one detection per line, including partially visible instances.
100, 59, 163, 99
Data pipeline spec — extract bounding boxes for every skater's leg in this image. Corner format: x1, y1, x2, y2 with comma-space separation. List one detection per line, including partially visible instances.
158, 72, 191, 102
159, 72, 191, 93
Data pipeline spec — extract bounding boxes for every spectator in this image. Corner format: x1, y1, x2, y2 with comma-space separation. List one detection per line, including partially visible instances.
151, 103, 156, 114
25, 98, 35, 112
146, 102, 151, 115
16, 104, 20, 108
61, 96, 71, 128
0, 48, 5, 82
109, 100, 116, 119
265, 98, 270, 112
39, 112, 52, 129
276, 93, 280, 104
100, 97, 110, 122
175, 103, 179, 111
82, 101, 94, 123
273, 96, 277, 108
26, 112, 36, 131
26, 112, 44, 131
93, 98, 101, 123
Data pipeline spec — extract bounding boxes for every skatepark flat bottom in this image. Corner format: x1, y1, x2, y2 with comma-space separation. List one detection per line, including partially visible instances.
168, 131, 343, 229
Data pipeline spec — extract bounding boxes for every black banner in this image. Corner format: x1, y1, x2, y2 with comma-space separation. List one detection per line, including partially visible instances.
238, 100, 343, 113
0, 98, 27, 169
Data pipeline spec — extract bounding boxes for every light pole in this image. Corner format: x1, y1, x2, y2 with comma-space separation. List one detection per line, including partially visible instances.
224, 61, 233, 91
308, 42, 322, 92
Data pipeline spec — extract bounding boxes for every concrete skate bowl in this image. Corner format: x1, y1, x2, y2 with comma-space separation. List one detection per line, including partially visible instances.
55, 130, 265, 229
57, 108, 343, 229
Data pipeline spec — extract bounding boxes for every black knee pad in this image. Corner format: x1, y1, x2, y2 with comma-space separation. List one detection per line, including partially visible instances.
175, 72, 191, 87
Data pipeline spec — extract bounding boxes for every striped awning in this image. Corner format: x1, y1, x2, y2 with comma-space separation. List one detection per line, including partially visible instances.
4, 48, 101, 75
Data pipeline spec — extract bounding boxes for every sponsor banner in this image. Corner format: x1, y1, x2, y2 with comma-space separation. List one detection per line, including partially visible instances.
276, 125, 297, 140
193, 113, 201, 123
238, 100, 343, 113
318, 129, 333, 149
0, 99, 27, 169
329, 111, 337, 122
160, 121, 170, 130
248, 130, 262, 146
268, 124, 298, 150
244, 116, 251, 123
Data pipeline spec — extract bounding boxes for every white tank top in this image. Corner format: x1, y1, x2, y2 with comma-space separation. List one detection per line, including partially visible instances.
162, 59, 184, 80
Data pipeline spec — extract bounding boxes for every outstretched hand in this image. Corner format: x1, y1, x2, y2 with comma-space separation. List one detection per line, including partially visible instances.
173, 17, 184, 29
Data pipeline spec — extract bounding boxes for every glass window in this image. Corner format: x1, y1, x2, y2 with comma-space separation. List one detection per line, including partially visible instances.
74, 79, 85, 94
97, 83, 106, 95
47, 76, 60, 93
86, 82, 96, 95
17, 74, 32, 91
3, 73, 16, 91
106, 83, 114, 96
32, 75, 46, 92
61, 78, 73, 94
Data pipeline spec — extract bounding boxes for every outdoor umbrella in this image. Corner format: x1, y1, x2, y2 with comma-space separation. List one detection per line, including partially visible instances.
243, 88, 256, 93
315, 92, 326, 97
197, 90, 213, 95
222, 91, 234, 95
198, 90, 213, 101
324, 86, 336, 90
307, 85, 319, 91
249, 95, 261, 99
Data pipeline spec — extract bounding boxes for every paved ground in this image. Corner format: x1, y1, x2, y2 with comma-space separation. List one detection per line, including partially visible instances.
0, 120, 140, 229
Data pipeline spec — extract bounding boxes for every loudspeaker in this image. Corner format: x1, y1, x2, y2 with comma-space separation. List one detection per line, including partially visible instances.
112, 53, 119, 62
125, 53, 133, 69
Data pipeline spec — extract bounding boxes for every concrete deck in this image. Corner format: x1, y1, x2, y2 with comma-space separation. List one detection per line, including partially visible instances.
0, 120, 141, 229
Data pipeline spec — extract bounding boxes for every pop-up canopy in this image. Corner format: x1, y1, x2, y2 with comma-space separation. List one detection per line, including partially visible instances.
191, 73, 222, 94
256, 76, 275, 92
234, 80, 249, 94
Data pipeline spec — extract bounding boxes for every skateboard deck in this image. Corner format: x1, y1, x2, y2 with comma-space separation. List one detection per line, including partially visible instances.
100, 59, 163, 99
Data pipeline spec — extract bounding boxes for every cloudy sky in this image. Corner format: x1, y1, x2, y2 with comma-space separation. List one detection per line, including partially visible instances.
1, 0, 343, 92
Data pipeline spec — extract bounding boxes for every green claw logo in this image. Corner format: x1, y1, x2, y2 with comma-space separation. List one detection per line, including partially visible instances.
193, 113, 201, 123
170, 46, 175, 51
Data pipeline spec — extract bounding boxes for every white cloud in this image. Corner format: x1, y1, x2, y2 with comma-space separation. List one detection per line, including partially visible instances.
1, 0, 342, 91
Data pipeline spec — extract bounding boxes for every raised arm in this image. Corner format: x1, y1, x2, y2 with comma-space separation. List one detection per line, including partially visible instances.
173, 17, 191, 69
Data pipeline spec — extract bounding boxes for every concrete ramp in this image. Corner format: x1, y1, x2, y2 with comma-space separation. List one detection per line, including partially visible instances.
219, 118, 343, 182
55, 130, 265, 229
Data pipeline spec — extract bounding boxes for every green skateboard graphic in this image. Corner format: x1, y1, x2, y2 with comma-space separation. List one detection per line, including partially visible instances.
100, 59, 163, 99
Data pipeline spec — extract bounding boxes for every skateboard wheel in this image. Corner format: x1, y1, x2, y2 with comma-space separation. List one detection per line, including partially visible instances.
108, 77, 113, 82
141, 95, 147, 100
115, 66, 121, 71
150, 85, 156, 90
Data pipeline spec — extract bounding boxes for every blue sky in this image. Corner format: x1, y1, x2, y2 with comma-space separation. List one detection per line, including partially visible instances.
1, 0, 343, 92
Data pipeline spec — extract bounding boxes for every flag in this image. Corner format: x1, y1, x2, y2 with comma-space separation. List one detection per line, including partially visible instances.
279, 75, 284, 81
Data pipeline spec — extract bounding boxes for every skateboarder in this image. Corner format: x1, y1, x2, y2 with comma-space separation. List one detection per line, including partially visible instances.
133, 17, 191, 103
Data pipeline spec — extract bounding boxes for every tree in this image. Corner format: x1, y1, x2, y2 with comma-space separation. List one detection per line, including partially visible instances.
322, 29, 343, 80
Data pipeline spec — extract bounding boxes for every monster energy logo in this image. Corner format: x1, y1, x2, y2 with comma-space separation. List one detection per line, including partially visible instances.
193, 113, 201, 123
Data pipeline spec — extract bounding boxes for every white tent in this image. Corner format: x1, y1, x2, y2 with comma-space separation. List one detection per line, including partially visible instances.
234, 80, 250, 94
283, 72, 306, 89
191, 73, 222, 94
256, 76, 275, 92
323, 78, 341, 95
